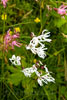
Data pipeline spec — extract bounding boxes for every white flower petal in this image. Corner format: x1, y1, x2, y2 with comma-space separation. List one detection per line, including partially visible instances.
12, 55, 16, 60
26, 29, 51, 59
17, 56, 21, 60
37, 78, 43, 86
9, 55, 21, 66
21, 63, 55, 86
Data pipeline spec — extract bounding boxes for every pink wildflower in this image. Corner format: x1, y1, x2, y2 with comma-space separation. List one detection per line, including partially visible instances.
54, 5, 67, 16
12, 34, 19, 38
11, 41, 21, 49
1, 0, 8, 8
4, 29, 22, 52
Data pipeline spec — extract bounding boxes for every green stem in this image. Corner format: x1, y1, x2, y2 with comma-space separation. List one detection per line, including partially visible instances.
43, 87, 51, 100
39, 1, 43, 35
3, 20, 5, 35
45, 48, 65, 62
4, 83, 19, 100
58, 86, 60, 100
0, 22, 34, 30
2, 19, 6, 76
64, 51, 67, 81
1, 17, 6, 100
7, 22, 34, 28
20, 36, 31, 39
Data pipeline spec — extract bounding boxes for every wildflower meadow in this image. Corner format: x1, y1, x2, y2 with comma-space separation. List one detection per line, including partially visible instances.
0, 0, 67, 100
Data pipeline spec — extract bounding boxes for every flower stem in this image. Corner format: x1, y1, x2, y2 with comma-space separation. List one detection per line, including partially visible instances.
1, 15, 6, 99
43, 87, 51, 100
39, 1, 43, 35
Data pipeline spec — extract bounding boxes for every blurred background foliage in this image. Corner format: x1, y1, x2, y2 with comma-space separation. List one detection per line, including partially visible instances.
0, 0, 67, 100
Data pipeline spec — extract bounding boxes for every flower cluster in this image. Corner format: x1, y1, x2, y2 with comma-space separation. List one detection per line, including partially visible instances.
22, 61, 55, 86
4, 28, 55, 87
26, 29, 51, 59
37, 65, 55, 86
1, 0, 8, 8
22, 64, 38, 77
9, 55, 21, 66
54, 5, 67, 16
4, 29, 22, 52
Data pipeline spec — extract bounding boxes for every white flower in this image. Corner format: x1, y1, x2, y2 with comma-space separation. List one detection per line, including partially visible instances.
22, 64, 38, 77
37, 73, 55, 86
37, 65, 55, 86
9, 55, 21, 66
22, 62, 55, 86
26, 29, 51, 59
22, 61, 44, 77
37, 78, 43, 86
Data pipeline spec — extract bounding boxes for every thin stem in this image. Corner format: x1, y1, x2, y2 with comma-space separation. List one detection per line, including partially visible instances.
58, 86, 60, 100
7, 22, 34, 28
2, 15, 6, 100
45, 48, 65, 62
4, 83, 19, 100
20, 36, 31, 39
43, 87, 51, 100
64, 51, 67, 81
2, 19, 6, 76
39, 1, 43, 35
0, 22, 34, 30
3, 20, 5, 35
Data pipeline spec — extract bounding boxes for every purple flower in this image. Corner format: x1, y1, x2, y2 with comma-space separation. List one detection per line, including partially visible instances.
11, 41, 22, 49
4, 29, 22, 52
54, 5, 67, 16
1, 0, 8, 8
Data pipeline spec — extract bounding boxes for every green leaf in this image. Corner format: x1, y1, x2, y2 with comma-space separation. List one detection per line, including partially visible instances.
7, 66, 21, 73
8, 72, 23, 86
55, 18, 66, 28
